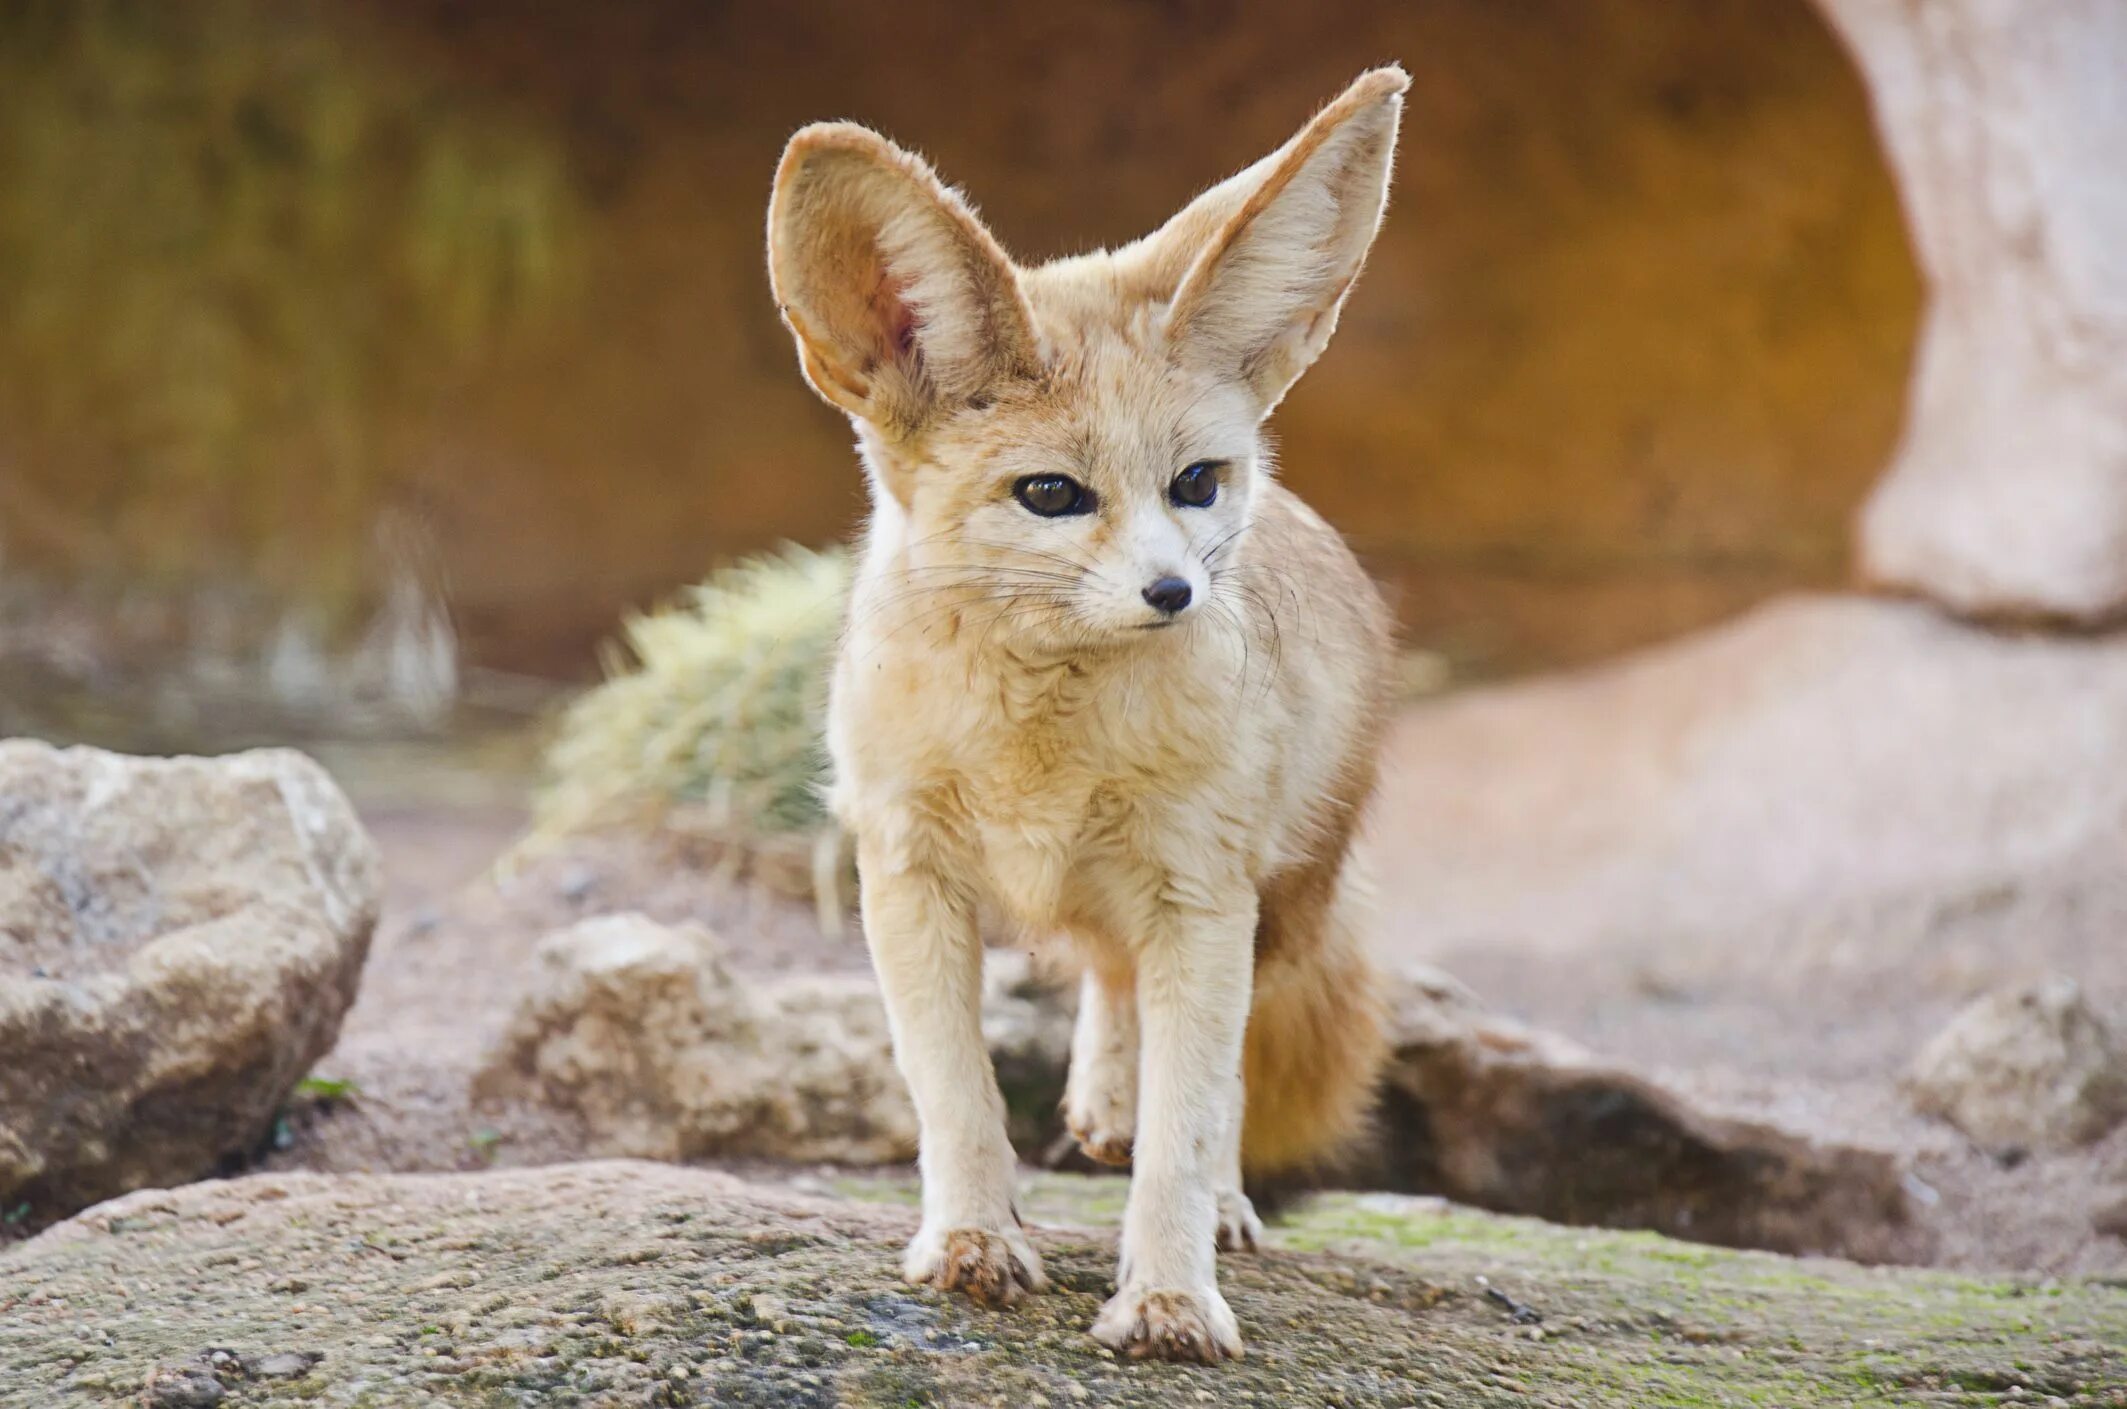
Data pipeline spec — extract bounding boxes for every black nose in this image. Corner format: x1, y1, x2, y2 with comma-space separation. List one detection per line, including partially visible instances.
1142, 576, 1193, 615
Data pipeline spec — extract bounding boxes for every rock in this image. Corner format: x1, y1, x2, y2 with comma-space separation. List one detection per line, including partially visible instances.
249, 1351, 323, 1380
482, 918, 1910, 1259
0, 742, 381, 1221
2, 1162, 2118, 1405
1817, 0, 2127, 623
1903, 978, 2127, 1155
982, 945, 1076, 1147
1373, 594, 2127, 976
473, 914, 1068, 1163
142, 1364, 225, 1408
2096, 1190, 2127, 1241
472, 913, 783, 1160
1359, 966, 1916, 1261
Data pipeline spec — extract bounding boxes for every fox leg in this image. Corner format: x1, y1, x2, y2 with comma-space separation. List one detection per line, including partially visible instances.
1213, 1070, 1264, 1253
1063, 967, 1138, 1167
859, 843, 1043, 1306
1092, 901, 1253, 1362
1065, 963, 1257, 1250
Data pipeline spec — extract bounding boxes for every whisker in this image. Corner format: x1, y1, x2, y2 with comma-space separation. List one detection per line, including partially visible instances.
1203, 524, 1251, 567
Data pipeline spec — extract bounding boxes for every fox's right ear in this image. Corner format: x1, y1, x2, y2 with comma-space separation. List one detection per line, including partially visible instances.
767, 124, 1042, 436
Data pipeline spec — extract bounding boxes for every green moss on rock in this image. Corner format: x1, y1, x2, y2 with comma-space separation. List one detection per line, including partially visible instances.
2, 1162, 2119, 1407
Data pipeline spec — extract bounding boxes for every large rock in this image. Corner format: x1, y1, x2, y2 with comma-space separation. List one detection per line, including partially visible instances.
1361, 967, 1915, 1262
1373, 594, 2127, 971
473, 913, 1069, 1163
1904, 978, 2127, 1156
1817, 0, 2127, 623
477, 916, 1911, 1261
2, 1162, 2119, 1406
0, 742, 380, 1220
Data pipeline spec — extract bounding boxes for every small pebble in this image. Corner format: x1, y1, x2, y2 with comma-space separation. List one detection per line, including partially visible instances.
144, 1367, 224, 1409
252, 1351, 323, 1379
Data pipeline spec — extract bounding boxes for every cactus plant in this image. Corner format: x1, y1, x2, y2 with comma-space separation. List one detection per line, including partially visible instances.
526, 544, 851, 913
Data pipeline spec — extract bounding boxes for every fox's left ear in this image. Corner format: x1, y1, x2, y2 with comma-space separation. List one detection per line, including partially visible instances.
768, 123, 1042, 437
1165, 67, 1407, 414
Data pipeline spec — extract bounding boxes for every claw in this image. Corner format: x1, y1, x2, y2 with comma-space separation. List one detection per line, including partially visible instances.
904, 1225, 1047, 1308
1091, 1286, 1243, 1363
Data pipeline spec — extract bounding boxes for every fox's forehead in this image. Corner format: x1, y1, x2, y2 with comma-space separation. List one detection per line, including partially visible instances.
961, 307, 1254, 481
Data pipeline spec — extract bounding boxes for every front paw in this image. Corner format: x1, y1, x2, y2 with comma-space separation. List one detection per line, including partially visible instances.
1214, 1187, 1263, 1253
904, 1223, 1047, 1308
1091, 1284, 1243, 1363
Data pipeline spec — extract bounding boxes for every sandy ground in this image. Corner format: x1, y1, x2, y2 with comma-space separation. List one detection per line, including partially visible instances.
257, 758, 2127, 1282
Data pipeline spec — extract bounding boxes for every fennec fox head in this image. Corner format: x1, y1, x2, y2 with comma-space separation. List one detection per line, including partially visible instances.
768, 68, 1404, 645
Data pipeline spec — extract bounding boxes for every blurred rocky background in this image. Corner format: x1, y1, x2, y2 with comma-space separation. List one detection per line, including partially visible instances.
0, 0, 1919, 736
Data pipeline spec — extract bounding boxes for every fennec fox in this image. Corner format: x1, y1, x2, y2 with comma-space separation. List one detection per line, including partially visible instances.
766, 67, 1405, 1363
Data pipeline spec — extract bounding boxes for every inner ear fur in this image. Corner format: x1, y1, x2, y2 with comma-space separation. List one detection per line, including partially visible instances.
1155, 67, 1408, 412
767, 123, 1042, 435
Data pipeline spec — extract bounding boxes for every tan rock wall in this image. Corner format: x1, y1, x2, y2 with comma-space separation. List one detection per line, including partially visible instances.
0, 0, 1918, 677
1817, 0, 2127, 624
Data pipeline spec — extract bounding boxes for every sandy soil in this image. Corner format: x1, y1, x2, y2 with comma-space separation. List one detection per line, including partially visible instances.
262, 738, 2126, 1280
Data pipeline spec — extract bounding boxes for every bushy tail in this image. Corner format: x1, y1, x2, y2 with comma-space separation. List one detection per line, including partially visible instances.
1240, 856, 1389, 1176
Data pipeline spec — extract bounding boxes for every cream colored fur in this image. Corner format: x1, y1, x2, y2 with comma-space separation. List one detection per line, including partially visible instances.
766, 67, 1406, 1364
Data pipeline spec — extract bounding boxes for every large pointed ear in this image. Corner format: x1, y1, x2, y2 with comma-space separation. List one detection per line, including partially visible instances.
1162, 67, 1406, 413
767, 123, 1043, 435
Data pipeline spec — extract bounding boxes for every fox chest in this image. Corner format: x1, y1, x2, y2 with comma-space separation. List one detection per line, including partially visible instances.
905, 748, 1173, 940
947, 771, 1123, 931
835, 654, 1231, 932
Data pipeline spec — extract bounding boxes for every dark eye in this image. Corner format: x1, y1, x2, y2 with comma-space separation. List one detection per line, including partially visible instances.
1013, 474, 1091, 518
1170, 461, 1222, 508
